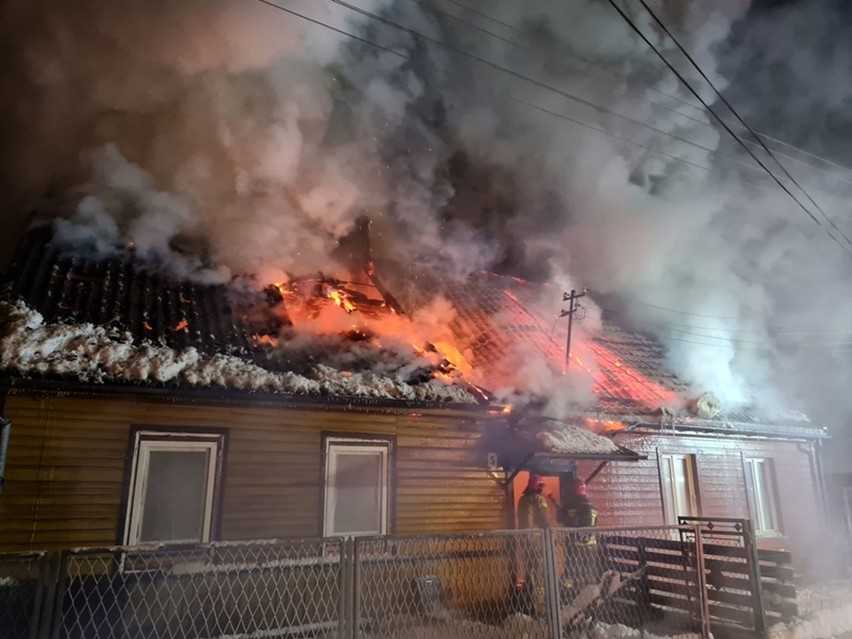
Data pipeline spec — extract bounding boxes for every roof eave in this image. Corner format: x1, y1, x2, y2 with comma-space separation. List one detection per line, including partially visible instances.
0, 375, 496, 414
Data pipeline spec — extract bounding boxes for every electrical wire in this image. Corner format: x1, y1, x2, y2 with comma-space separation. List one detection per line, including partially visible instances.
334, 0, 852, 252
598, 304, 852, 337
438, 0, 706, 116
418, 0, 713, 131
630, 0, 852, 252
603, 0, 852, 257
256, 1, 848, 208
435, 0, 852, 196
253, 0, 754, 183
257, 0, 852, 342
326, 0, 780, 183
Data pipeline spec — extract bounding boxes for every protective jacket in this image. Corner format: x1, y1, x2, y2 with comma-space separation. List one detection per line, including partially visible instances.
559, 495, 598, 545
518, 489, 552, 529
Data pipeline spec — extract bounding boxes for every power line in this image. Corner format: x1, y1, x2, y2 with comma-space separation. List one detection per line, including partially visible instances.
657, 334, 852, 353
630, 0, 852, 255
604, 0, 852, 257
599, 304, 852, 337
253, 0, 760, 184
431, 0, 852, 200
438, 0, 706, 116
257, 0, 849, 209
263, 0, 852, 266
326, 0, 783, 184
420, 0, 713, 130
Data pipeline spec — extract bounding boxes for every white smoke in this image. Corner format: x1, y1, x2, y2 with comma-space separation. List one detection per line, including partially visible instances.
4, 0, 852, 421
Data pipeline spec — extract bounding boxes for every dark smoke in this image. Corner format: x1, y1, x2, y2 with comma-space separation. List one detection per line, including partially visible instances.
2, 0, 852, 460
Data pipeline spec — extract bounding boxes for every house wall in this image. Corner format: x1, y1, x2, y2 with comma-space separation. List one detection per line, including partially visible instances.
578, 431, 824, 574
0, 391, 507, 552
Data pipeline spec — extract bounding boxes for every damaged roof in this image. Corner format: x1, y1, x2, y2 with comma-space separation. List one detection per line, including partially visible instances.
384, 264, 685, 416
5, 225, 283, 354
0, 225, 827, 435
0, 226, 480, 406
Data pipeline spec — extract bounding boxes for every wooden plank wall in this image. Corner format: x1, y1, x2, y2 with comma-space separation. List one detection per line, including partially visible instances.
0, 392, 507, 552
578, 433, 821, 574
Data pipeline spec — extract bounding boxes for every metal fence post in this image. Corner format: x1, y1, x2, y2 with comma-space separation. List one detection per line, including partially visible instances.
744, 520, 767, 637
542, 528, 562, 639
691, 525, 712, 639
39, 551, 68, 639
352, 538, 361, 639
339, 538, 354, 639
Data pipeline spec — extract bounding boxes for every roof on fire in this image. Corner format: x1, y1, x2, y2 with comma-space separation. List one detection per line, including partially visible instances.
0, 225, 828, 437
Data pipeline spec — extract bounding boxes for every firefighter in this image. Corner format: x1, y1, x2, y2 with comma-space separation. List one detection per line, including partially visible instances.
516, 473, 553, 616
559, 477, 601, 592
517, 473, 553, 530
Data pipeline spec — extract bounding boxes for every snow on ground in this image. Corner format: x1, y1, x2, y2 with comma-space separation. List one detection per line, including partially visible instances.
0, 301, 477, 404
770, 581, 852, 639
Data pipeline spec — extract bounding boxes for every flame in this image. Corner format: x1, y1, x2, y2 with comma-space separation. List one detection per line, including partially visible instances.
325, 286, 356, 313
502, 404, 513, 414
252, 334, 278, 347
174, 320, 189, 332
143, 321, 153, 331
430, 340, 471, 376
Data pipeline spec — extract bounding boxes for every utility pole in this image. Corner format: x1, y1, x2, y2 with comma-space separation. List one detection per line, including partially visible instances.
561, 289, 587, 372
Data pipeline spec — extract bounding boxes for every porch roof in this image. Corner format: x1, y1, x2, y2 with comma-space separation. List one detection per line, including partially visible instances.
489, 417, 645, 477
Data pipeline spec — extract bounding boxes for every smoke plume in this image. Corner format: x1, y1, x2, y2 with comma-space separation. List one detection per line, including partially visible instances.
2, 0, 852, 438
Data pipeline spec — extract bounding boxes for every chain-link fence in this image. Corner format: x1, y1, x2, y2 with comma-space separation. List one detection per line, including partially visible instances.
56, 538, 345, 639
355, 530, 550, 639
1, 525, 792, 639
0, 551, 48, 639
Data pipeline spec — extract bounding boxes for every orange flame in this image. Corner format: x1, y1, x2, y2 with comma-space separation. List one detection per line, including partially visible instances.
174, 320, 189, 332
325, 287, 356, 313
253, 334, 278, 347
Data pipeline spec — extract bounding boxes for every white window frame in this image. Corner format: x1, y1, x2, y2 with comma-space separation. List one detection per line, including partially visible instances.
123, 431, 223, 546
743, 457, 781, 535
659, 453, 700, 526
322, 437, 391, 537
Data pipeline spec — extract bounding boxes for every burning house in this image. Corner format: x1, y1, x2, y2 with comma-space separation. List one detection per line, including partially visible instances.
0, 222, 828, 576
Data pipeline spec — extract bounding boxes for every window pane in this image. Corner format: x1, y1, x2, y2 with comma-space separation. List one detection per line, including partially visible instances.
661, 457, 677, 525
672, 457, 691, 518
753, 461, 775, 531
331, 451, 383, 534
140, 450, 209, 543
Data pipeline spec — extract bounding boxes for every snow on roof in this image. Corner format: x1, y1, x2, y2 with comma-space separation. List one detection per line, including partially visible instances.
531, 419, 619, 454
0, 301, 478, 404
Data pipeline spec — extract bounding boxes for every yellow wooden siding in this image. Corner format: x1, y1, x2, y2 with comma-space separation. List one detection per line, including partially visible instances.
0, 392, 506, 551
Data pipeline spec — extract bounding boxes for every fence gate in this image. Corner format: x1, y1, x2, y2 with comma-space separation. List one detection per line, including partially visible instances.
679, 517, 798, 639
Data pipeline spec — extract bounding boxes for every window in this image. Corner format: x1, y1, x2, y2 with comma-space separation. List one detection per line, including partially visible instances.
744, 458, 780, 534
322, 436, 391, 537
659, 453, 700, 525
124, 431, 224, 545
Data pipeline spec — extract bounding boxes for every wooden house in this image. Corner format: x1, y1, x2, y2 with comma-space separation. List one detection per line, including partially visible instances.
0, 226, 828, 577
